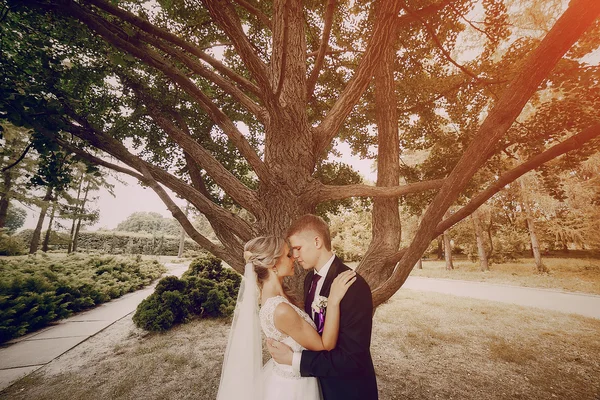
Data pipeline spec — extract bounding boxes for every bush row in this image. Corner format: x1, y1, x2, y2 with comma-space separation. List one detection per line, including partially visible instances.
133, 255, 241, 331
16, 229, 203, 256
0, 254, 166, 343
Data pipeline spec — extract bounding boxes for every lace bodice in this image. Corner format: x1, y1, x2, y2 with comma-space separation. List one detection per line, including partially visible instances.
259, 296, 316, 350
259, 296, 316, 379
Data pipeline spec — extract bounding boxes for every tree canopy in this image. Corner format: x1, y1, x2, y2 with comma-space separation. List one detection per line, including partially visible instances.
1, 0, 599, 305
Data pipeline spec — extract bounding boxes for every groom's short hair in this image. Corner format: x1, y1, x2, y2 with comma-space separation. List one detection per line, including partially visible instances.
287, 214, 332, 251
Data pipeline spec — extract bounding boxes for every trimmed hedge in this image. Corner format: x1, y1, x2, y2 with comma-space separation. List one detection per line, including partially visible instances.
133, 255, 241, 331
16, 229, 204, 256
0, 254, 166, 343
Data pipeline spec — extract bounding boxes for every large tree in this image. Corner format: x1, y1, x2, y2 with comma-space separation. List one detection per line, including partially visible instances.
2, 0, 600, 305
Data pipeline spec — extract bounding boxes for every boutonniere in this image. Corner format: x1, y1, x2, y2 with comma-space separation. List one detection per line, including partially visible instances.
311, 295, 328, 313
311, 295, 328, 334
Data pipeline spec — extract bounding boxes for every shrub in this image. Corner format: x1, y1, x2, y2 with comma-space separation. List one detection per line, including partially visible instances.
0, 255, 166, 343
0, 231, 26, 256
133, 256, 240, 332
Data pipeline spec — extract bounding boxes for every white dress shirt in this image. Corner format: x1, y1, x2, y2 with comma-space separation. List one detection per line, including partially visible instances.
292, 253, 336, 374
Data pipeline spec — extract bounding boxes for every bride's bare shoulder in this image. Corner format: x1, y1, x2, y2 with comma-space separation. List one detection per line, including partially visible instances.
273, 301, 302, 329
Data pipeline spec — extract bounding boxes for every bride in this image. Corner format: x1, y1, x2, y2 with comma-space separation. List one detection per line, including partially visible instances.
216, 236, 356, 400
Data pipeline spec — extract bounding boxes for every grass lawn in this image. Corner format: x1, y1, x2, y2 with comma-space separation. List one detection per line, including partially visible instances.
2, 289, 599, 400
407, 257, 600, 295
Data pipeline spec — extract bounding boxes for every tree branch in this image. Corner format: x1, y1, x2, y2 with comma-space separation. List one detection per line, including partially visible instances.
86, 0, 261, 98
232, 0, 272, 30
314, 0, 404, 155
448, 3, 495, 43
1, 142, 33, 172
435, 123, 600, 235
200, 0, 271, 92
316, 179, 444, 202
136, 163, 239, 265
56, 106, 254, 242
274, 0, 290, 99
371, 0, 600, 307
67, 2, 271, 183
135, 29, 266, 122
306, 0, 336, 98
35, 124, 238, 261
140, 96, 262, 214
403, 3, 502, 85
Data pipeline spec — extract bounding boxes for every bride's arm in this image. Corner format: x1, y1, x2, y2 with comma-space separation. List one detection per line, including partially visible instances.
274, 271, 356, 351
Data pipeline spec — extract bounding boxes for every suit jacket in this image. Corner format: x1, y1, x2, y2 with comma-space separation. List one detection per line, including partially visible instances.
300, 256, 378, 400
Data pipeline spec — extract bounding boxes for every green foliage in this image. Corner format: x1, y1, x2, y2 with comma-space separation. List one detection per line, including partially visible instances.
116, 212, 182, 235
328, 200, 373, 262
15, 229, 203, 255
0, 230, 26, 256
314, 161, 366, 221
133, 255, 239, 331
5, 205, 27, 234
0, 254, 166, 343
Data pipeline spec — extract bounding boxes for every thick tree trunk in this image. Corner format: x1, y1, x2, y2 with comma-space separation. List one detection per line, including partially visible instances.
29, 0, 600, 310
42, 202, 57, 252
371, 0, 600, 306
30, 186, 53, 254
0, 170, 12, 229
471, 211, 489, 272
443, 230, 454, 270
357, 20, 400, 290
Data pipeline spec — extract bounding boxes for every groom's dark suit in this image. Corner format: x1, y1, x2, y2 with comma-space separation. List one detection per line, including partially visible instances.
300, 256, 378, 400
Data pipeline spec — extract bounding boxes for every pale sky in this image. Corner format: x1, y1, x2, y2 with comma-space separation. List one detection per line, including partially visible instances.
21, 141, 376, 231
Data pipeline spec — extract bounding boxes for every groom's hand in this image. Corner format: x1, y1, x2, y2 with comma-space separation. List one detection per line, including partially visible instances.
266, 339, 293, 365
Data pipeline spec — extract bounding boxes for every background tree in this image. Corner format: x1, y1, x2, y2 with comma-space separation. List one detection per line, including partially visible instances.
27, 135, 74, 253
1, 0, 599, 305
5, 205, 27, 234
64, 162, 109, 252
0, 123, 37, 230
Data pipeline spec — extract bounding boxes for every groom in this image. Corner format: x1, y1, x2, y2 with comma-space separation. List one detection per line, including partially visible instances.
267, 214, 378, 400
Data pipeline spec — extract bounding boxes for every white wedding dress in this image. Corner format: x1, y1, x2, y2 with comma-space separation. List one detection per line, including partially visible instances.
259, 296, 322, 400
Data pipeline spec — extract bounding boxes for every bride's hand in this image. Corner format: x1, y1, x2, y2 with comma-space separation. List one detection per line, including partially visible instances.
328, 270, 356, 305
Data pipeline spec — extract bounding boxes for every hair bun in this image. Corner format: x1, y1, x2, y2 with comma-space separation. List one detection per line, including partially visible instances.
243, 250, 253, 262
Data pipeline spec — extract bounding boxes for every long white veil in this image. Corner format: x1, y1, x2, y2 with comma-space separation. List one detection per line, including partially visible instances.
216, 262, 263, 400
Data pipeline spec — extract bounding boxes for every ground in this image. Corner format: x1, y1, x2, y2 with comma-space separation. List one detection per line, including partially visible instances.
409, 257, 600, 295
2, 285, 599, 400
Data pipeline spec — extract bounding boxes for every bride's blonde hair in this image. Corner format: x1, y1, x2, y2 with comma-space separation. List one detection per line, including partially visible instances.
244, 236, 286, 285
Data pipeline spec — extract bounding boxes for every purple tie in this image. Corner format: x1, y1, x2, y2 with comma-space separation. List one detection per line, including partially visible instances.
305, 274, 321, 316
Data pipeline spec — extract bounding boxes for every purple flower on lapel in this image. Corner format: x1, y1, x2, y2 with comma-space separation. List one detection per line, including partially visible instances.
311, 295, 328, 334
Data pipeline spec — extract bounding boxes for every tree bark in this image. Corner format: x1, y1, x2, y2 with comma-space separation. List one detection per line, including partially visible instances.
42, 202, 57, 252
443, 229, 453, 270
519, 179, 547, 273
29, 186, 53, 254
68, 170, 85, 253
371, 0, 600, 306
358, 21, 401, 289
72, 180, 91, 253
178, 204, 188, 258
471, 211, 489, 271
24, 0, 600, 307
436, 236, 444, 260
0, 169, 12, 229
